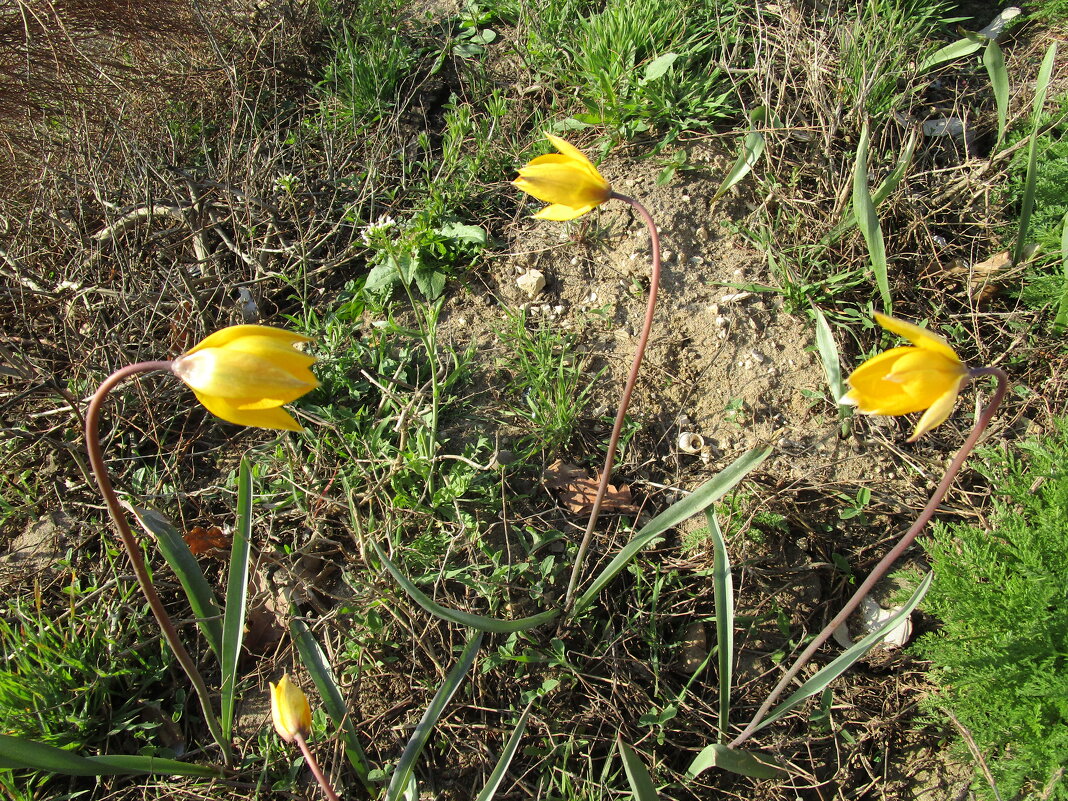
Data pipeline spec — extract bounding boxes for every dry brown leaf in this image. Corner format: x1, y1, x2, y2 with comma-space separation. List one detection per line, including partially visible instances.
544, 460, 638, 516
183, 525, 230, 557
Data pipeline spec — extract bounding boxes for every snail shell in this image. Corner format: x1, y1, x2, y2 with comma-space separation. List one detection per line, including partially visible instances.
677, 432, 704, 454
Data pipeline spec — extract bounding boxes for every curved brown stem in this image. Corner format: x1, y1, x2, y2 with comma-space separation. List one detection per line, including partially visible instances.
85, 361, 231, 766
295, 733, 341, 801
563, 192, 661, 612
729, 367, 1008, 748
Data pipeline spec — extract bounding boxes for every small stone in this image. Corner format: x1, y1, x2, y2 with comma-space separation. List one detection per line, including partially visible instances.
516, 269, 546, 299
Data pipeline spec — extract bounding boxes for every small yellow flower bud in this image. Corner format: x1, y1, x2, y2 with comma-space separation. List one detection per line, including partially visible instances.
270, 673, 312, 744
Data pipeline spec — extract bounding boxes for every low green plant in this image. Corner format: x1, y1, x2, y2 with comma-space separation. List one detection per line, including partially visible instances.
497, 310, 602, 461
915, 417, 1068, 801
0, 579, 171, 751
514, 0, 738, 139
318, 0, 416, 129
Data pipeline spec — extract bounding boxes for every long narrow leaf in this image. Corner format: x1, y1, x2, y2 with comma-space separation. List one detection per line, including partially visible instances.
983, 40, 1009, 149
575, 448, 771, 614
618, 736, 660, 800
812, 307, 844, 402
372, 540, 559, 632
385, 632, 484, 801
474, 702, 533, 801
705, 511, 733, 742
713, 108, 767, 200
826, 129, 917, 244
1054, 210, 1068, 331
220, 457, 253, 743
1013, 42, 1058, 268
852, 122, 891, 313
752, 572, 934, 734
871, 128, 918, 208
128, 504, 222, 658
687, 743, 786, 780
919, 32, 984, 72
0, 734, 220, 778
290, 618, 373, 788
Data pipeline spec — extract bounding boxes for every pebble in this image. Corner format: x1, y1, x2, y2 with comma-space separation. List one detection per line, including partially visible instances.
516, 269, 546, 299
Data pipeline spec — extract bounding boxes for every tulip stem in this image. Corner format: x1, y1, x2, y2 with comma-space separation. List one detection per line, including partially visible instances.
728, 366, 1008, 748
85, 361, 232, 767
563, 192, 662, 613
294, 733, 341, 801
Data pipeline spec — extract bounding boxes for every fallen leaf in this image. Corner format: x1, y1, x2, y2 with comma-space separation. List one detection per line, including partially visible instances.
184, 525, 230, 557
543, 460, 638, 516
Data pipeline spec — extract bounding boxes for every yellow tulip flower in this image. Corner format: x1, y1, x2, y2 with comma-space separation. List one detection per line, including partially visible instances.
843, 312, 970, 442
513, 133, 613, 220
171, 325, 318, 432
270, 673, 313, 744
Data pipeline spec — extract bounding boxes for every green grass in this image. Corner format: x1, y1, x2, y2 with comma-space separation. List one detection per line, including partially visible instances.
915, 417, 1068, 801
0, 552, 181, 798
497, 309, 603, 462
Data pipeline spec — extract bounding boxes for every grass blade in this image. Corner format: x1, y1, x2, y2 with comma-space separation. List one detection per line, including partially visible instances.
618, 736, 660, 800
1013, 42, 1058, 268
474, 702, 533, 801
371, 539, 559, 632
704, 511, 733, 742
385, 631, 484, 801
0, 734, 220, 777
575, 448, 771, 614
713, 107, 767, 200
220, 457, 253, 744
1054, 210, 1068, 332
128, 504, 222, 658
687, 743, 786, 780
290, 618, 373, 788
984, 40, 1009, 150
752, 571, 933, 734
852, 121, 891, 313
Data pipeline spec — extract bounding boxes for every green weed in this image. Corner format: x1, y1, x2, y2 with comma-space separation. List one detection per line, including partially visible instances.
916, 417, 1068, 801
497, 310, 602, 462
0, 573, 173, 754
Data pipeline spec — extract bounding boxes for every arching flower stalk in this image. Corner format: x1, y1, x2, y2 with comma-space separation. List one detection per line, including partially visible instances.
84, 325, 318, 764
730, 314, 1007, 748
513, 134, 663, 612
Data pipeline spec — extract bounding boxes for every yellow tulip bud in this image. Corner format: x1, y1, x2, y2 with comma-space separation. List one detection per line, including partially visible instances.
512, 133, 613, 221
842, 313, 970, 442
171, 325, 318, 431
270, 673, 312, 744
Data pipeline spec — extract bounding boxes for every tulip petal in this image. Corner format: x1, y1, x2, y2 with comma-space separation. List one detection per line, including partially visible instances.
184, 324, 312, 355
215, 335, 318, 383
192, 389, 304, 431
533, 203, 595, 221
874, 312, 960, 362
514, 162, 611, 207
907, 379, 966, 442
544, 132, 596, 168
174, 349, 316, 406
